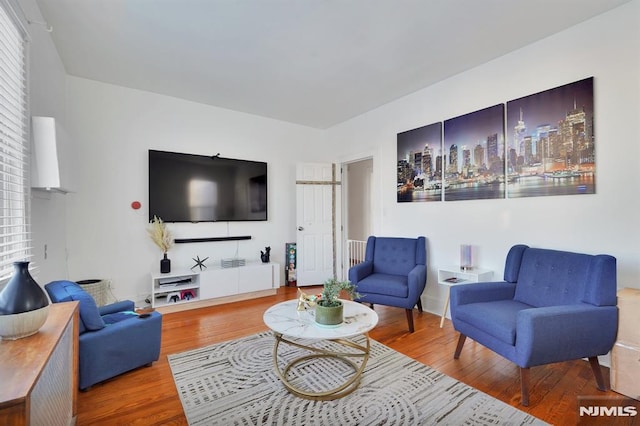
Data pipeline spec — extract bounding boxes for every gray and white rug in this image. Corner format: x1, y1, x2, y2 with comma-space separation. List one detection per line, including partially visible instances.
168, 331, 547, 425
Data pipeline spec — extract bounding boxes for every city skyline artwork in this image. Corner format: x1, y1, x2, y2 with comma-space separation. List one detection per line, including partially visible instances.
397, 77, 595, 203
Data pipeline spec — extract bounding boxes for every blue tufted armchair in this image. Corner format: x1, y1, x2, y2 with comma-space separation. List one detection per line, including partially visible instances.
450, 244, 618, 406
45, 280, 163, 390
348, 236, 427, 332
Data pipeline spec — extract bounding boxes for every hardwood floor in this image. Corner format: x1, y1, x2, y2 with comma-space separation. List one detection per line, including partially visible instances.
76, 286, 628, 425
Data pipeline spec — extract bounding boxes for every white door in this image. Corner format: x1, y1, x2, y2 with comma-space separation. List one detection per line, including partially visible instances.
296, 163, 342, 286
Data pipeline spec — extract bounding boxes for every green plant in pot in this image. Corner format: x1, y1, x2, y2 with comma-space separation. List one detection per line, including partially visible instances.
315, 278, 361, 327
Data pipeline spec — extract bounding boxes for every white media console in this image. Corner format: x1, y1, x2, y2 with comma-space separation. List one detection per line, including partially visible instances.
151, 261, 280, 313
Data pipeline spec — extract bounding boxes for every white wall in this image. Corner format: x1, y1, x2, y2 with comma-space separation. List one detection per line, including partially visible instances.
326, 0, 640, 313
64, 77, 324, 302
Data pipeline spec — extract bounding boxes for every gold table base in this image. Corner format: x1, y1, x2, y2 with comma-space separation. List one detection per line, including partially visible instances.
272, 332, 371, 401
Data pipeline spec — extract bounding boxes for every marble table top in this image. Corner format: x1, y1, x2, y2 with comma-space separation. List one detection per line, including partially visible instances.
263, 299, 378, 339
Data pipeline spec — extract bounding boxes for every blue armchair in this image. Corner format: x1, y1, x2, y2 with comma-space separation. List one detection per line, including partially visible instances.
348, 236, 427, 332
450, 245, 618, 406
45, 280, 163, 390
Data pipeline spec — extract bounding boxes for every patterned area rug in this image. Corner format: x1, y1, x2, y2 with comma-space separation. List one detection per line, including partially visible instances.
168, 331, 547, 425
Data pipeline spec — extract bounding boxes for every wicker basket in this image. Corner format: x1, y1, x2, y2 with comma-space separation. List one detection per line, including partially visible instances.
76, 279, 108, 307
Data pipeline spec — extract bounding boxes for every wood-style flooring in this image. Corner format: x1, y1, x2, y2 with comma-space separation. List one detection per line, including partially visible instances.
76, 286, 630, 425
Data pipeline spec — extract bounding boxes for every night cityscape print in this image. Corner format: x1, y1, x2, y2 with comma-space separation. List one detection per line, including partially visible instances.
396, 78, 594, 203
443, 104, 506, 201
505, 77, 595, 198
397, 122, 442, 202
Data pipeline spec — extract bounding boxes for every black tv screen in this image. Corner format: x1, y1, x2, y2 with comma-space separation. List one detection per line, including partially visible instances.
149, 150, 267, 222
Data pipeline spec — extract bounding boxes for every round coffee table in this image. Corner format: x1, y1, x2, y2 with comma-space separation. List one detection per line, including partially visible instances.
263, 299, 378, 400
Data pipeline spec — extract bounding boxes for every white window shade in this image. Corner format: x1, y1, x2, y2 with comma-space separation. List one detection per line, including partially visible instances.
0, 0, 30, 281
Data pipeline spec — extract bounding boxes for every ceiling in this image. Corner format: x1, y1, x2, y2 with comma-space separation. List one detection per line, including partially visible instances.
35, 0, 631, 129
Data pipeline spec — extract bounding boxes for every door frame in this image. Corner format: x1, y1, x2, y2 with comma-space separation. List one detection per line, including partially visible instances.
339, 152, 376, 280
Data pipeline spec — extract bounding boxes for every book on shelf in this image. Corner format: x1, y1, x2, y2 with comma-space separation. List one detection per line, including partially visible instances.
444, 277, 465, 283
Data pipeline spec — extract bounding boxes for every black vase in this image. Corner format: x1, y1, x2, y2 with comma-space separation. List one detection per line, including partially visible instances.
160, 253, 171, 274
0, 261, 49, 315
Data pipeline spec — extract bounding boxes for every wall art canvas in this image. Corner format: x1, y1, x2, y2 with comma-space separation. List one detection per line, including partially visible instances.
397, 122, 443, 202
505, 77, 595, 198
443, 104, 506, 201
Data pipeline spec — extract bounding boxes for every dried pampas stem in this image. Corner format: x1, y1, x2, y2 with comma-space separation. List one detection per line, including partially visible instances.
148, 215, 174, 253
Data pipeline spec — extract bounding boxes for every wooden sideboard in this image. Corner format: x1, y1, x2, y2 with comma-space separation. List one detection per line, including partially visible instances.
0, 301, 79, 425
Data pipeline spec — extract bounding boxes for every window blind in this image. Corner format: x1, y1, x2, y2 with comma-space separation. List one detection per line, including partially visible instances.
0, 1, 30, 282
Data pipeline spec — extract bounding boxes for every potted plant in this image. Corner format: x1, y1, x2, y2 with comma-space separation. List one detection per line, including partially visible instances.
315, 278, 361, 326
147, 215, 174, 273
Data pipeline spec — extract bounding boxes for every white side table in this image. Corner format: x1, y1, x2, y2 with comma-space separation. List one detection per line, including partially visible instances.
438, 266, 493, 328
611, 287, 640, 399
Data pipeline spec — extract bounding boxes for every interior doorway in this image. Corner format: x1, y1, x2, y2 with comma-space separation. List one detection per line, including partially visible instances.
295, 163, 341, 286
345, 158, 373, 241
342, 158, 373, 278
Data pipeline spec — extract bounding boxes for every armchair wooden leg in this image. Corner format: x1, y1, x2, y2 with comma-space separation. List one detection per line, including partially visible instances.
405, 309, 415, 332
369, 303, 374, 309
520, 367, 530, 407
454, 334, 466, 359
416, 298, 423, 313
588, 356, 607, 391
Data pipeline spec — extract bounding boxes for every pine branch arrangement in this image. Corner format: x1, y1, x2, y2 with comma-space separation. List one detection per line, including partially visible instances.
147, 215, 174, 253
318, 278, 361, 308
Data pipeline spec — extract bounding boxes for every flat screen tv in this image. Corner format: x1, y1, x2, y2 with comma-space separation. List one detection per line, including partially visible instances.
148, 150, 267, 222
